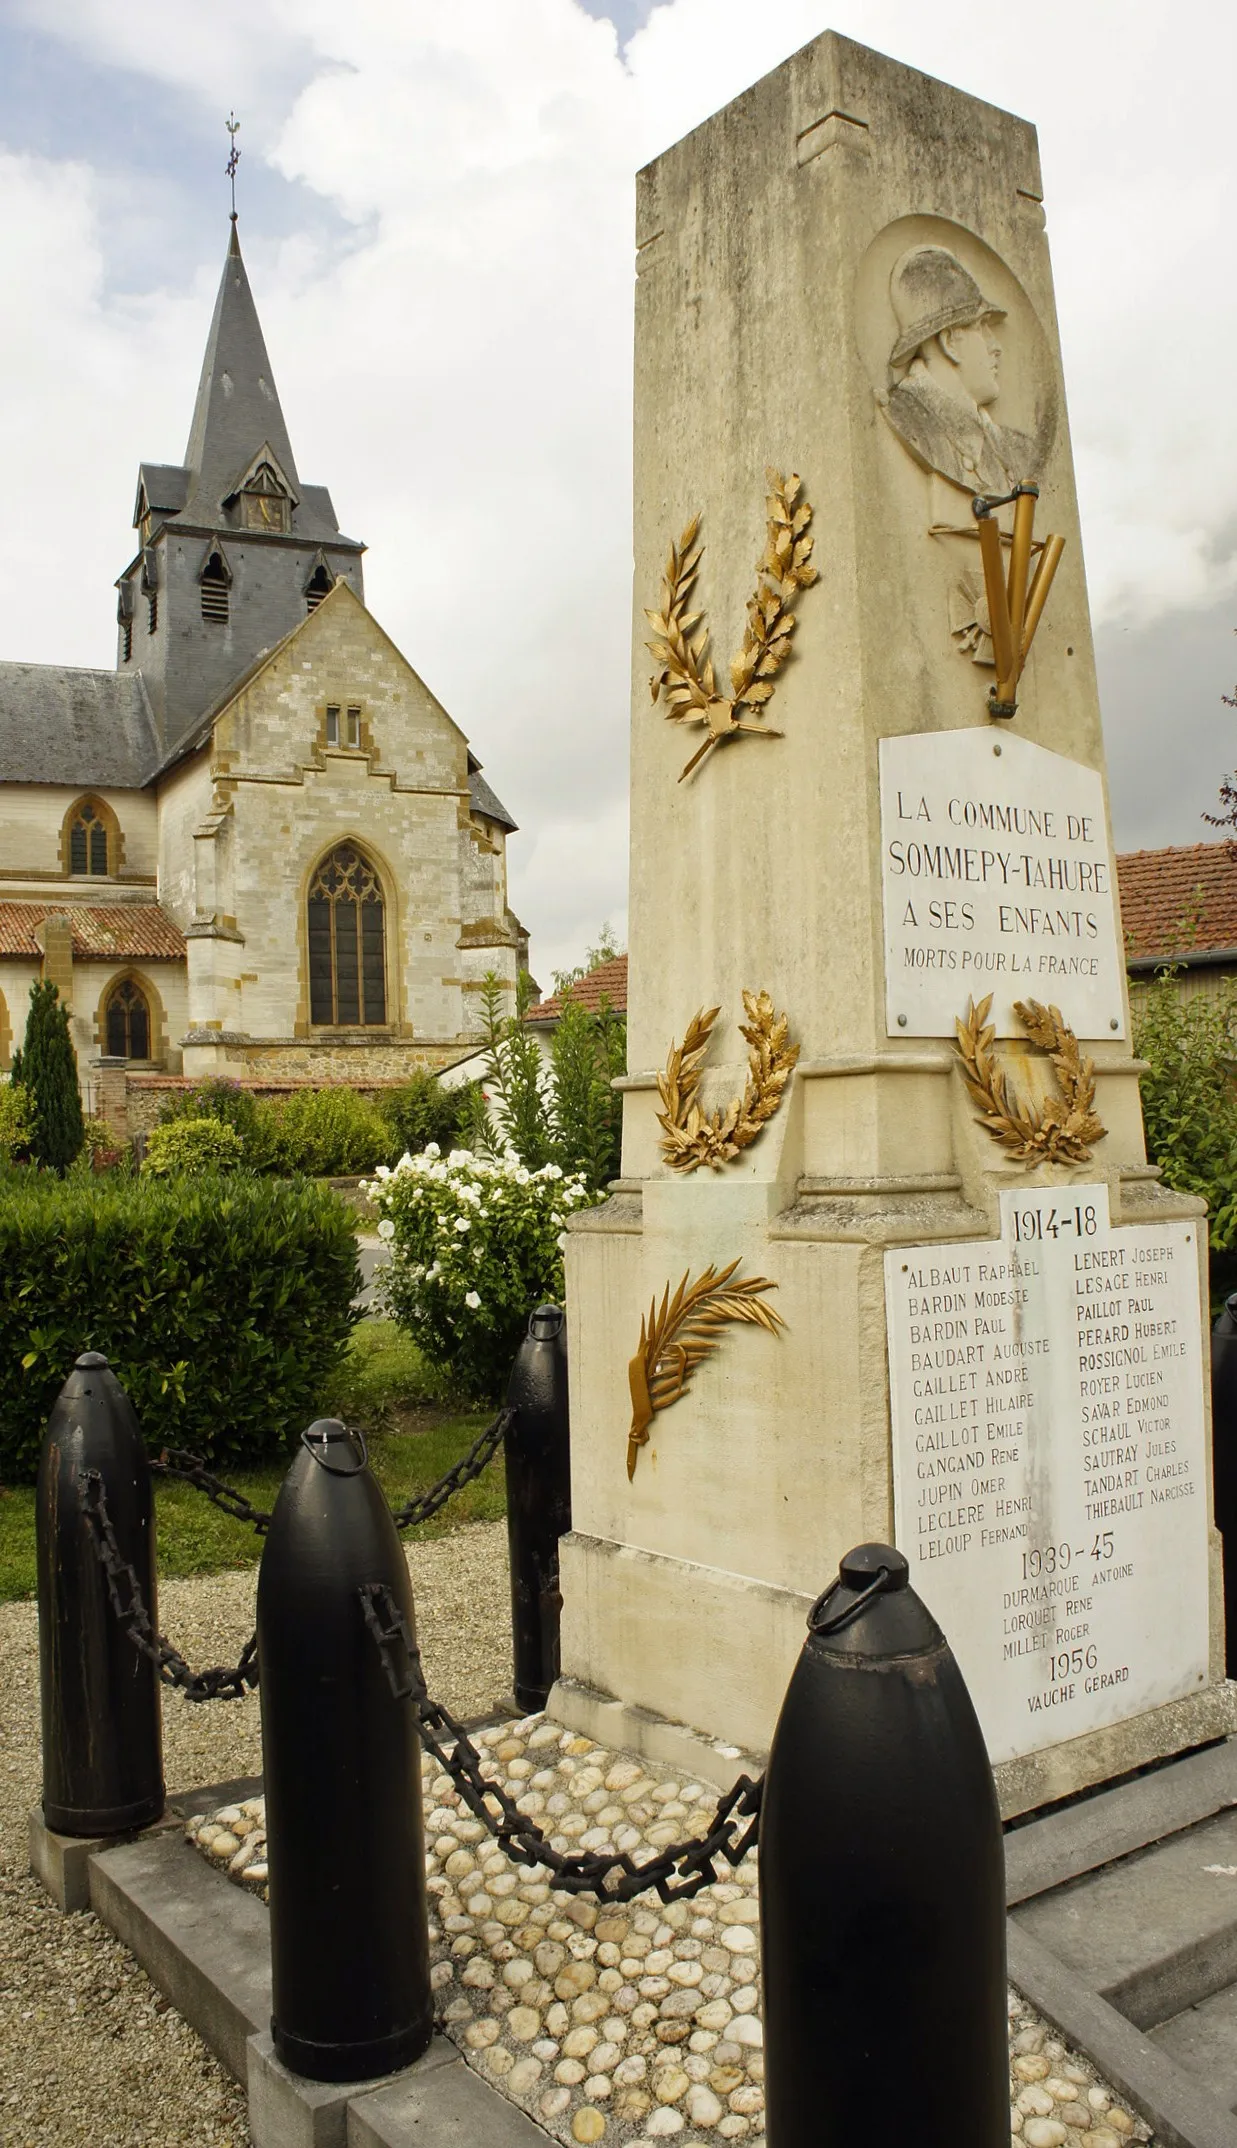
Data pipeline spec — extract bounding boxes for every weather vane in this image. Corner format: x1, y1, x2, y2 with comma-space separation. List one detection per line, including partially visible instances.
226, 112, 241, 223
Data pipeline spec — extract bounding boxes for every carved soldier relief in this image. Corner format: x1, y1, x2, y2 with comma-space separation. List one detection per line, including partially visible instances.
882, 245, 1043, 495
856, 216, 1057, 508
855, 217, 1059, 678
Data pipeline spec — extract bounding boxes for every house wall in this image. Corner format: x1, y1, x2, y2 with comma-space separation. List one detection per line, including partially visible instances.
0, 783, 158, 886
189, 582, 518, 1077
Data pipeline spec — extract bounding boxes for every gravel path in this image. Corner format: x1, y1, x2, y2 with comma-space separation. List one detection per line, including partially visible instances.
0, 1522, 511, 2148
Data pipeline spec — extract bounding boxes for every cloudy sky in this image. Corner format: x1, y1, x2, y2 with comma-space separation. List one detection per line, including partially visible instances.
1, 0, 1235, 978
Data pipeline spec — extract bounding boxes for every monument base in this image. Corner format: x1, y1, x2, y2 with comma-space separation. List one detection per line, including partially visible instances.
551, 1526, 1237, 1817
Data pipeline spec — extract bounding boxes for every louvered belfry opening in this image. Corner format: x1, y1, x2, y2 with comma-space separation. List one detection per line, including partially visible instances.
305, 562, 334, 614
105, 978, 150, 1060
307, 844, 387, 1026
200, 551, 230, 623
70, 802, 109, 876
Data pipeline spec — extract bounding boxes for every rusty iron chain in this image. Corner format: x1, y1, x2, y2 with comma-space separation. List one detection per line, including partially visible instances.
146, 1404, 513, 1540
79, 1471, 260, 1702
358, 1581, 763, 1903
149, 1449, 273, 1535
387, 1406, 514, 1533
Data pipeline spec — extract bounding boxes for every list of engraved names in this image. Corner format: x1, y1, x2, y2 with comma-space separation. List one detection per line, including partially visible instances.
879, 728, 1126, 1042
886, 1186, 1208, 1765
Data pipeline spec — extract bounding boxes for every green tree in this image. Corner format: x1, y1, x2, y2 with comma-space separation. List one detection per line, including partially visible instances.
476, 967, 625, 1193
15, 980, 84, 1172
1133, 965, 1237, 1306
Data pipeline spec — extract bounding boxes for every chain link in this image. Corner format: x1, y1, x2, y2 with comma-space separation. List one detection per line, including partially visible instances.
359, 1582, 762, 1903
147, 1405, 512, 1540
388, 1407, 514, 1532
79, 1471, 260, 1702
149, 1450, 273, 1535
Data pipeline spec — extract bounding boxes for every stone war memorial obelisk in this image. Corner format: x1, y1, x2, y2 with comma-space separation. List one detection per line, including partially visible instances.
551, 29, 1236, 1815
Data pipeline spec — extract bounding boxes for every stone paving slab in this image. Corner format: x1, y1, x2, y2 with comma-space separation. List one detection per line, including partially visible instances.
1150, 1983, 1237, 2115
1005, 1740, 1237, 1906
348, 2049, 553, 2147
88, 1827, 272, 2080
1013, 1809, 1237, 2027
1008, 1922, 1237, 2148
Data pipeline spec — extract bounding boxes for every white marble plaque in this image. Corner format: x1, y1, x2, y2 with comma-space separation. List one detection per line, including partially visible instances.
886, 1186, 1209, 1765
879, 729, 1126, 1040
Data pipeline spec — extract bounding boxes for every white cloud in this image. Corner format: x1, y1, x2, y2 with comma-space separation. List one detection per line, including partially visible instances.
1, 0, 1236, 971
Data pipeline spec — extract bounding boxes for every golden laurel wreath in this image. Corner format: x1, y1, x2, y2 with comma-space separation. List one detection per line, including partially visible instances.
656, 991, 799, 1173
645, 469, 818, 781
955, 994, 1106, 1165
627, 1262, 785, 1480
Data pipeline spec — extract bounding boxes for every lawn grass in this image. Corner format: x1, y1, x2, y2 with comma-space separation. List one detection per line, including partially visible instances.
0, 1319, 503, 1603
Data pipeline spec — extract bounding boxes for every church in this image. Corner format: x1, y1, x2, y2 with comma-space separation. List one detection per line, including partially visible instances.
0, 218, 523, 1119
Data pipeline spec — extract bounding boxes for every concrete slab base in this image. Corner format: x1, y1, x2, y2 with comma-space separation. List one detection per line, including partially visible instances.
1008, 1737, 1237, 2146
247, 2031, 462, 2148
549, 1674, 764, 1791
86, 1814, 552, 2146
552, 1668, 1237, 1816
28, 1804, 181, 1913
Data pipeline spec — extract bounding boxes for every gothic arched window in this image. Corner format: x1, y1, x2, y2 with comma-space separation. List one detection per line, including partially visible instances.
307, 845, 387, 1027
105, 978, 150, 1060
69, 800, 110, 876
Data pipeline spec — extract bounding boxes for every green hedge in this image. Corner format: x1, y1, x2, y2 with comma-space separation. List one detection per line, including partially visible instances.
0, 1176, 360, 1482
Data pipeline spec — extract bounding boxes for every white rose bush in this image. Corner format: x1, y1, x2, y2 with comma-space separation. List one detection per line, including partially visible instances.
365, 1146, 597, 1398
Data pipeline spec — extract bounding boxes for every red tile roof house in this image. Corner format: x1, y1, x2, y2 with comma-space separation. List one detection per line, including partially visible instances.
442, 848, 1237, 1117
1117, 842, 1237, 1005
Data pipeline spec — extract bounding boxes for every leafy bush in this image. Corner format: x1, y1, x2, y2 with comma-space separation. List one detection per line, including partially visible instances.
1133, 968, 1237, 1306
0, 1082, 35, 1163
379, 1068, 480, 1161
157, 1077, 265, 1144
156, 1077, 400, 1176
0, 1175, 360, 1481
12, 980, 83, 1171
143, 1117, 246, 1177
260, 1087, 393, 1176
368, 1145, 596, 1399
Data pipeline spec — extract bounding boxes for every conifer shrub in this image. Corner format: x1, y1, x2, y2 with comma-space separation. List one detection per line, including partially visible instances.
14, 980, 84, 1172
0, 1176, 359, 1481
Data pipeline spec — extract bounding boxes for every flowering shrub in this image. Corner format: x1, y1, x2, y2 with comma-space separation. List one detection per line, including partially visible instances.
367, 1144, 596, 1399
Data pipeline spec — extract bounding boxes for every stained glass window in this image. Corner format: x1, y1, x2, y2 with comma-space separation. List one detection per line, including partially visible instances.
307, 845, 387, 1027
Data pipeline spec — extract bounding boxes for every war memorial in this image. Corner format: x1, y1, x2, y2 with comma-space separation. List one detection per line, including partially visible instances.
25, 28, 1237, 2148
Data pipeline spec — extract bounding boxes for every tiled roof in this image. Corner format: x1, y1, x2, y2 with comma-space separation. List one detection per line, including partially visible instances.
0, 664, 159, 789
1115, 843, 1237, 964
0, 903, 186, 961
526, 954, 628, 1024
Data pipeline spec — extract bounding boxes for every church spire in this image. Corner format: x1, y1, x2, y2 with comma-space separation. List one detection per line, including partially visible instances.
181, 222, 300, 522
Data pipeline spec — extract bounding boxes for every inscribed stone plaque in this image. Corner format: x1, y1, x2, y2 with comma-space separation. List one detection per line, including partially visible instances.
886, 1185, 1209, 1765
879, 729, 1125, 1040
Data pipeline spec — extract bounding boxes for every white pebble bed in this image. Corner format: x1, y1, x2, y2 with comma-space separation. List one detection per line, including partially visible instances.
187, 1714, 1152, 2148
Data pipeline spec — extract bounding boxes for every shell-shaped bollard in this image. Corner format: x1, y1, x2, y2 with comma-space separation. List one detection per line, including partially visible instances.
37, 1352, 164, 1836
759, 1543, 1007, 2146
504, 1303, 572, 1711
257, 1420, 433, 2083
1211, 1295, 1237, 1675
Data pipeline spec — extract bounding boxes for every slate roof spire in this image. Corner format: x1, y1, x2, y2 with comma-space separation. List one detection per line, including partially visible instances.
181, 222, 300, 521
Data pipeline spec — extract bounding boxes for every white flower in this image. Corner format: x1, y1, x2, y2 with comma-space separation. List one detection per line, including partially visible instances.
426, 1263, 442, 1282
557, 1232, 568, 1251
464, 1289, 482, 1310
376, 1219, 396, 1242
454, 1216, 471, 1232
423, 1142, 441, 1160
